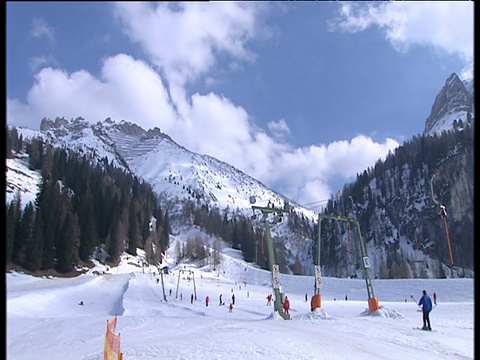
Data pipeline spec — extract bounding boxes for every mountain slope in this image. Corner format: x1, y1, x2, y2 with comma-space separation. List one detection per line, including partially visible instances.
424, 73, 474, 136
7, 116, 319, 275
34, 117, 317, 221
6, 71, 474, 279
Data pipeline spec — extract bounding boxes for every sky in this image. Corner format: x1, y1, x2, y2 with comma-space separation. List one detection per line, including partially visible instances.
6, 2, 474, 208
6, 231, 474, 360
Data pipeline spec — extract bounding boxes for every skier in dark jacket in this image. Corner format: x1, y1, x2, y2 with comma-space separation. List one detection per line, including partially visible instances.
418, 290, 433, 330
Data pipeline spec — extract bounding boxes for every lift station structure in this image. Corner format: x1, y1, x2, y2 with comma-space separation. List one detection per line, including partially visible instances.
251, 197, 290, 320
430, 174, 455, 267
312, 213, 381, 314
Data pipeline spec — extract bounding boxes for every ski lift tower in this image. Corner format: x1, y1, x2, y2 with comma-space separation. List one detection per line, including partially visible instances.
250, 196, 290, 320
314, 213, 381, 313
430, 175, 455, 271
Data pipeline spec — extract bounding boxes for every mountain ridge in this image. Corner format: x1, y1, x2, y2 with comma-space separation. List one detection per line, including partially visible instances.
29, 116, 318, 222
6, 71, 474, 279
424, 72, 474, 136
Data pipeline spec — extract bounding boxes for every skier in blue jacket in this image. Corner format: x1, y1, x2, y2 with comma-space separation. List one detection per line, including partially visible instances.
418, 290, 433, 330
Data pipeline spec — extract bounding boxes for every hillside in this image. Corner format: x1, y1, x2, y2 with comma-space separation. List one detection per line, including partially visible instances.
5, 71, 474, 280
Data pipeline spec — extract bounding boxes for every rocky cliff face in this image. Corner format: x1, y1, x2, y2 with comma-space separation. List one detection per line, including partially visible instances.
424, 73, 474, 136
320, 72, 474, 279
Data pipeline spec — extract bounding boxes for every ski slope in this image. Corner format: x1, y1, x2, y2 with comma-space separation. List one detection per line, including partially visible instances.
6, 247, 474, 360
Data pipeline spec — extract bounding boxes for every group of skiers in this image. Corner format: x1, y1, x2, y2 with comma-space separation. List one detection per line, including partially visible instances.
158, 274, 435, 326
200, 293, 236, 311
265, 294, 291, 315
200, 291, 292, 316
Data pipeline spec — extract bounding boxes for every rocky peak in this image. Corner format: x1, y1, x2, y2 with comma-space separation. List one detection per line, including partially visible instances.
424, 73, 473, 136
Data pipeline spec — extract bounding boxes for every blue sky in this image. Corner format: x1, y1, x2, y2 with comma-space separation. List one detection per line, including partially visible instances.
6, 2, 474, 209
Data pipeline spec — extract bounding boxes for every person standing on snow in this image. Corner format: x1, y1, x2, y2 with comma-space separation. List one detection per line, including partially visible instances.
433, 292, 437, 305
206, 296, 210, 307
283, 296, 291, 316
266, 294, 272, 305
418, 290, 433, 330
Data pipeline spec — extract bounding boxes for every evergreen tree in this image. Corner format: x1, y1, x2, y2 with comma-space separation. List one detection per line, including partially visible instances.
37, 181, 57, 270
14, 202, 36, 267
27, 207, 45, 272
107, 217, 126, 264
161, 210, 171, 250
78, 188, 97, 263
55, 211, 80, 273
6, 192, 21, 263
26, 138, 43, 170
127, 201, 138, 256
23, 203, 42, 272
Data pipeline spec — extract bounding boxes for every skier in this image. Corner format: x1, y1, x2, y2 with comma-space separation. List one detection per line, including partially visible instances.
229, 303, 234, 312
283, 296, 290, 316
433, 292, 437, 305
418, 290, 433, 330
191, 293, 194, 304
219, 294, 223, 305
266, 294, 272, 305
206, 296, 210, 307
232, 293, 235, 305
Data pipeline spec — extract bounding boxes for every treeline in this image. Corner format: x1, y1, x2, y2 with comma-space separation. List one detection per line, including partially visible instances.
180, 199, 314, 274
319, 121, 474, 278
6, 126, 171, 274
180, 201, 267, 268
327, 121, 474, 214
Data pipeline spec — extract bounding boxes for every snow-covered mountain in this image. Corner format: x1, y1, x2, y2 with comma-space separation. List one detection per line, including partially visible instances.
7, 116, 319, 275
424, 73, 474, 136
19, 116, 317, 220
6, 71, 473, 279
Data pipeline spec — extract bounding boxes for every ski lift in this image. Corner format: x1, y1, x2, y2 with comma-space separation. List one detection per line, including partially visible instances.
430, 175, 455, 267
347, 221, 353, 252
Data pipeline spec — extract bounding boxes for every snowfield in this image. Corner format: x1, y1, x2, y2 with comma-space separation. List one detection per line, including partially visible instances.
6, 244, 474, 360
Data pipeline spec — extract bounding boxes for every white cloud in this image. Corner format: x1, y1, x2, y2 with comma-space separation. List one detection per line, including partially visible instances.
7, 54, 178, 131
113, 2, 266, 89
265, 135, 399, 205
31, 17, 55, 41
268, 119, 291, 140
329, 2, 473, 63
28, 55, 58, 73
179, 92, 253, 161
7, 3, 401, 205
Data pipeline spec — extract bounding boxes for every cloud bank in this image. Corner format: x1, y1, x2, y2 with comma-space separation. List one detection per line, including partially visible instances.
8, 2, 471, 207
328, 2, 473, 63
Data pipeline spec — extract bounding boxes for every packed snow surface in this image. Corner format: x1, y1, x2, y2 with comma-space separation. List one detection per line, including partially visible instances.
6, 245, 474, 360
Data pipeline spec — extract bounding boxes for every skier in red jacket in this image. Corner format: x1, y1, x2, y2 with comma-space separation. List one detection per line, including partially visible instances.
283, 296, 290, 315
